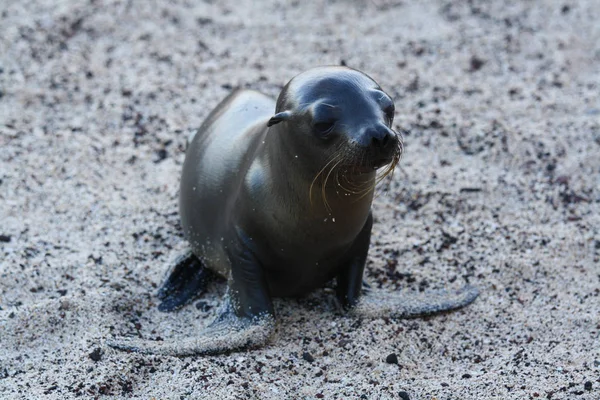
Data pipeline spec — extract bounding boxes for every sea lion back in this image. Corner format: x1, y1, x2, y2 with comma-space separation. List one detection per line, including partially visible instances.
180, 90, 275, 275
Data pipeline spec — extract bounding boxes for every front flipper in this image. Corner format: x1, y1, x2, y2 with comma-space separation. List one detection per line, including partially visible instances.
106, 296, 274, 356
352, 285, 479, 319
336, 213, 373, 309
157, 250, 214, 312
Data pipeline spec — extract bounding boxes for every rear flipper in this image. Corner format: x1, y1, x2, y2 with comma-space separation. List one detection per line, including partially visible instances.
108, 235, 276, 356
352, 285, 479, 319
157, 251, 214, 312
107, 295, 275, 356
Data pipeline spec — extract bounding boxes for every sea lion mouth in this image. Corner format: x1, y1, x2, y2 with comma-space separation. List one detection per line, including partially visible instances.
344, 157, 393, 174
368, 155, 396, 170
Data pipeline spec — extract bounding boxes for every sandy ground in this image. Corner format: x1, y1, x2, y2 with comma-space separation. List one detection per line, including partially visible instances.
1, 0, 599, 398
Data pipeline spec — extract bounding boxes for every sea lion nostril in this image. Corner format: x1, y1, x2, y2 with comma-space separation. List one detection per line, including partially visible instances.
371, 132, 391, 148
381, 133, 390, 147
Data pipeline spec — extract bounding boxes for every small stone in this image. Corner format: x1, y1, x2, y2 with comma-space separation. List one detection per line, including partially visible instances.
584, 381, 592, 391
469, 56, 485, 72
0, 234, 11, 242
398, 391, 410, 400
89, 348, 103, 362
302, 351, 314, 363
195, 300, 212, 312
462, 373, 472, 379
154, 149, 168, 163
386, 353, 399, 364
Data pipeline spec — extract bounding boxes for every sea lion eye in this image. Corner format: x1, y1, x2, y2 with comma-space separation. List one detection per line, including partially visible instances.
384, 104, 395, 122
313, 121, 335, 136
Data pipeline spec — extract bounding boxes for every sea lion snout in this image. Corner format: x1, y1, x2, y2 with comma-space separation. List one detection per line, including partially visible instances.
361, 123, 397, 149
370, 128, 392, 148
348, 123, 401, 170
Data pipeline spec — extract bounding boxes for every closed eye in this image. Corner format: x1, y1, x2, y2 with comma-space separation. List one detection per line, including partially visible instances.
313, 121, 335, 136
384, 105, 395, 123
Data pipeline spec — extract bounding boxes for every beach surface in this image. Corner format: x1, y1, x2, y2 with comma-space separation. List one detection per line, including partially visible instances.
1, 0, 599, 398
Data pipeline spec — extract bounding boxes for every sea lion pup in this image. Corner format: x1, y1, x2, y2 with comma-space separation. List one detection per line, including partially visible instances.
108, 66, 478, 356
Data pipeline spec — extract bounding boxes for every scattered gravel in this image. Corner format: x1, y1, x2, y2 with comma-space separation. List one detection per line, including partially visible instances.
1, 0, 599, 398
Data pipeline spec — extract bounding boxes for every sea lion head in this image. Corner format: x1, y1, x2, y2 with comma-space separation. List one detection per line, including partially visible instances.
267, 66, 402, 180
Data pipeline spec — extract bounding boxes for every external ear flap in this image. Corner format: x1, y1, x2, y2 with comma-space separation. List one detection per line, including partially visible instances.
267, 111, 291, 127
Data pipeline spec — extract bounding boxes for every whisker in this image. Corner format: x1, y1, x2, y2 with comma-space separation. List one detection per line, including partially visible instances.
309, 140, 345, 209
313, 131, 403, 208
322, 157, 344, 213
309, 154, 340, 206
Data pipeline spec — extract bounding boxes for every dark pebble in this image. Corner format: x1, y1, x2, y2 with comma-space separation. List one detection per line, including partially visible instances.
462, 373, 472, 379
584, 381, 592, 391
469, 56, 485, 72
89, 348, 103, 362
398, 391, 410, 400
459, 187, 482, 193
154, 149, 168, 163
386, 353, 399, 364
0, 234, 11, 242
302, 351, 314, 363
195, 300, 212, 312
